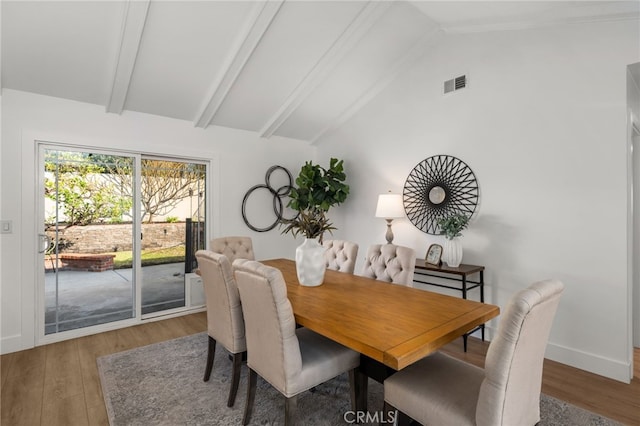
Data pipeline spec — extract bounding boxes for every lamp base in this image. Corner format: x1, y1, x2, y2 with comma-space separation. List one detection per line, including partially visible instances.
385, 219, 394, 244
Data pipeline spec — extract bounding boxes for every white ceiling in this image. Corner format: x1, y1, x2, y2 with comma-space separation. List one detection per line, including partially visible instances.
2, 1, 638, 143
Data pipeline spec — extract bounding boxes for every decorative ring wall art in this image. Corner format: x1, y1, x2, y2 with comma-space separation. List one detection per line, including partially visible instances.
242, 165, 296, 232
403, 155, 479, 235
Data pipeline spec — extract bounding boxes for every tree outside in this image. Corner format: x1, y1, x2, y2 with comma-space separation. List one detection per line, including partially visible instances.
44, 150, 206, 264
45, 152, 206, 226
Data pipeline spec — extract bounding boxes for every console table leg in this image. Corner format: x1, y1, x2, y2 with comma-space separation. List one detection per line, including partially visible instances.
462, 276, 467, 299
480, 270, 485, 342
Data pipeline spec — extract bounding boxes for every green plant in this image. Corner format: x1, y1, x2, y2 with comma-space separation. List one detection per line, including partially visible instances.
437, 213, 469, 239
44, 151, 132, 226
165, 216, 179, 223
280, 158, 349, 241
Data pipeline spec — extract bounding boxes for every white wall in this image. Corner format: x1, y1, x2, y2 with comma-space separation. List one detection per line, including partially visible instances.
0, 89, 314, 353
0, 92, 3, 358
318, 20, 640, 382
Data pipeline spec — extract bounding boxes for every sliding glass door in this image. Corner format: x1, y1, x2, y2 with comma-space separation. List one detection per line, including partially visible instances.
139, 158, 206, 315
41, 147, 136, 334
39, 145, 207, 337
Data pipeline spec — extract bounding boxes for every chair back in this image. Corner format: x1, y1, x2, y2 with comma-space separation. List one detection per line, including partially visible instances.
211, 236, 255, 262
362, 243, 416, 286
195, 250, 246, 353
233, 259, 302, 395
476, 279, 564, 426
323, 239, 359, 274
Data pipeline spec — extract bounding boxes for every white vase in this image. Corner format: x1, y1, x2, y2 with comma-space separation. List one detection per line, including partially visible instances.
443, 237, 463, 268
295, 238, 327, 286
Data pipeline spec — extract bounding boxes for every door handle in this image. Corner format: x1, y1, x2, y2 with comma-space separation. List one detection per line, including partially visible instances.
38, 234, 52, 254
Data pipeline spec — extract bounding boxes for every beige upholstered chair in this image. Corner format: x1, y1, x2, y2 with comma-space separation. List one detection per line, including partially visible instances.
323, 239, 359, 274
384, 279, 564, 426
211, 236, 255, 262
233, 259, 361, 426
361, 243, 416, 286
194, 250, 246, 407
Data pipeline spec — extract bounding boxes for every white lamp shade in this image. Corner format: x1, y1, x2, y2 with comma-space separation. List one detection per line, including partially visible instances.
375, 193, 405, 219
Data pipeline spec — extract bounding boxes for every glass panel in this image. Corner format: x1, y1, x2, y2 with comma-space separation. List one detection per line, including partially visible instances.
44, 149, 135, 334
140, 159, 206, 315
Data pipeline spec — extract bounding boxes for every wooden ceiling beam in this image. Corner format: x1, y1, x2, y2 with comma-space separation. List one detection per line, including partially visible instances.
310, 28, 444, 145
259, 0, 392, 139
106, 0, 150, 114
193, 0, 284, 129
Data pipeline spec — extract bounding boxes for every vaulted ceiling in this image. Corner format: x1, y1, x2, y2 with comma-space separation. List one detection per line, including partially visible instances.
2, 1, 638, 143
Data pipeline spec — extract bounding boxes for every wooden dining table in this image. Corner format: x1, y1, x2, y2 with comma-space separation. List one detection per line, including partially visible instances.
262, 259, 500, 371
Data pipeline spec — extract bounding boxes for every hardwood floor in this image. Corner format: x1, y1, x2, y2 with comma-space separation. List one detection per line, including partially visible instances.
1, 312, 638, 425
1, 313, 207, 426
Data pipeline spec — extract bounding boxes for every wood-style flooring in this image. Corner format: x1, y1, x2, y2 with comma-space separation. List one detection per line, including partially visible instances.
1, 312, 638, 425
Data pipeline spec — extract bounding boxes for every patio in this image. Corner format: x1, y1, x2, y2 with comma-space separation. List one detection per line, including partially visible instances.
45, 262, 188, 334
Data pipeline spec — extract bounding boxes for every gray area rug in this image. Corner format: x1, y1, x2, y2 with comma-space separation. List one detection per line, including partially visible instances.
98, 333, 622, 426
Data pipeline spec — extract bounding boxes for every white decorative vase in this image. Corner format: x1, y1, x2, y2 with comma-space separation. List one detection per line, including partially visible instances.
295, 238, 327, 286
443, 237, 463, 268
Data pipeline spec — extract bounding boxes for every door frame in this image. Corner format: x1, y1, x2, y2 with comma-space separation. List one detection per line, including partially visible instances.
628, 62, 640, 382
632, 124, 640, 348
25, 133, 217, 348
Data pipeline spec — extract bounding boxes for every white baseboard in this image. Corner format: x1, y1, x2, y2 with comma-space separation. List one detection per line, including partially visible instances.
545, 341, 631, 384
1, 334, 25, 355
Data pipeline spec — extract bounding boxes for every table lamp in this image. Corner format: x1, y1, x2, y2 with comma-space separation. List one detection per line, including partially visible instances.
375, 192, 405, 244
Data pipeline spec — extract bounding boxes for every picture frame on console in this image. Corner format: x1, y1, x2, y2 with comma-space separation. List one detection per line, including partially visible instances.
425, 243, 443, 266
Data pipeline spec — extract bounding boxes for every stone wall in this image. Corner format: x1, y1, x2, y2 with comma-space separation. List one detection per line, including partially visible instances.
46, 222, 186, 253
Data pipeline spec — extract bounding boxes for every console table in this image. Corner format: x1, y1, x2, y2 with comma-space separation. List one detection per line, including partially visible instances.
413, 259, 486, 351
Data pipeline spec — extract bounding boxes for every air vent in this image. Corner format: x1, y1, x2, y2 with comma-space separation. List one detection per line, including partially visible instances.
444, 75, 467, 94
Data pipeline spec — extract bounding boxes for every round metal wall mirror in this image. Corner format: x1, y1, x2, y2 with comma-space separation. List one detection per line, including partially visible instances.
403, 155, 479, 235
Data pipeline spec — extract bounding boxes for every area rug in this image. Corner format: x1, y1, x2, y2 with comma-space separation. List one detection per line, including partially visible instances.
98, 333, 622, 426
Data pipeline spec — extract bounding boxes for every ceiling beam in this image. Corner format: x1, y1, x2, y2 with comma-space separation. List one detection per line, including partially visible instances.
310, 28, 444, 145
194, 0, 284, 129
259, 0, 392, 139
106, 0, 150, 114
442, 2, 640, 34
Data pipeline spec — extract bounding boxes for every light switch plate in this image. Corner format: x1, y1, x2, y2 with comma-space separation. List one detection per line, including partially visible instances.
1, 220, 12, 234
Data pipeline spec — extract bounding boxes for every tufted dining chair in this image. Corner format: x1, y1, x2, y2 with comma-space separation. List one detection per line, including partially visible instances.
211, 236, 255, 262
323, 239, 359, 274
383, 279, 564, 426
361, 243, 416, 286
233, 259, 361, 426
194, 250, 246, 407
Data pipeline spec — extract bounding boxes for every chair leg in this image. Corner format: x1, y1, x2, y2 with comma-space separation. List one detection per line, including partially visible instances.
242, 368, 257, 426
397, 410, 413, 426
284, 395, 298, 426
227, 351, 244, 407
383, 401, 398, 425
203, 336, 216, 382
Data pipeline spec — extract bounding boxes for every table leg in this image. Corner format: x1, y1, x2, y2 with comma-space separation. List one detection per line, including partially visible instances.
356, 369, 368, 413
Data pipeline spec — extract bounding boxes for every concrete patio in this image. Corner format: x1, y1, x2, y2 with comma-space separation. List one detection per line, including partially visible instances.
45, 263, 188, 334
